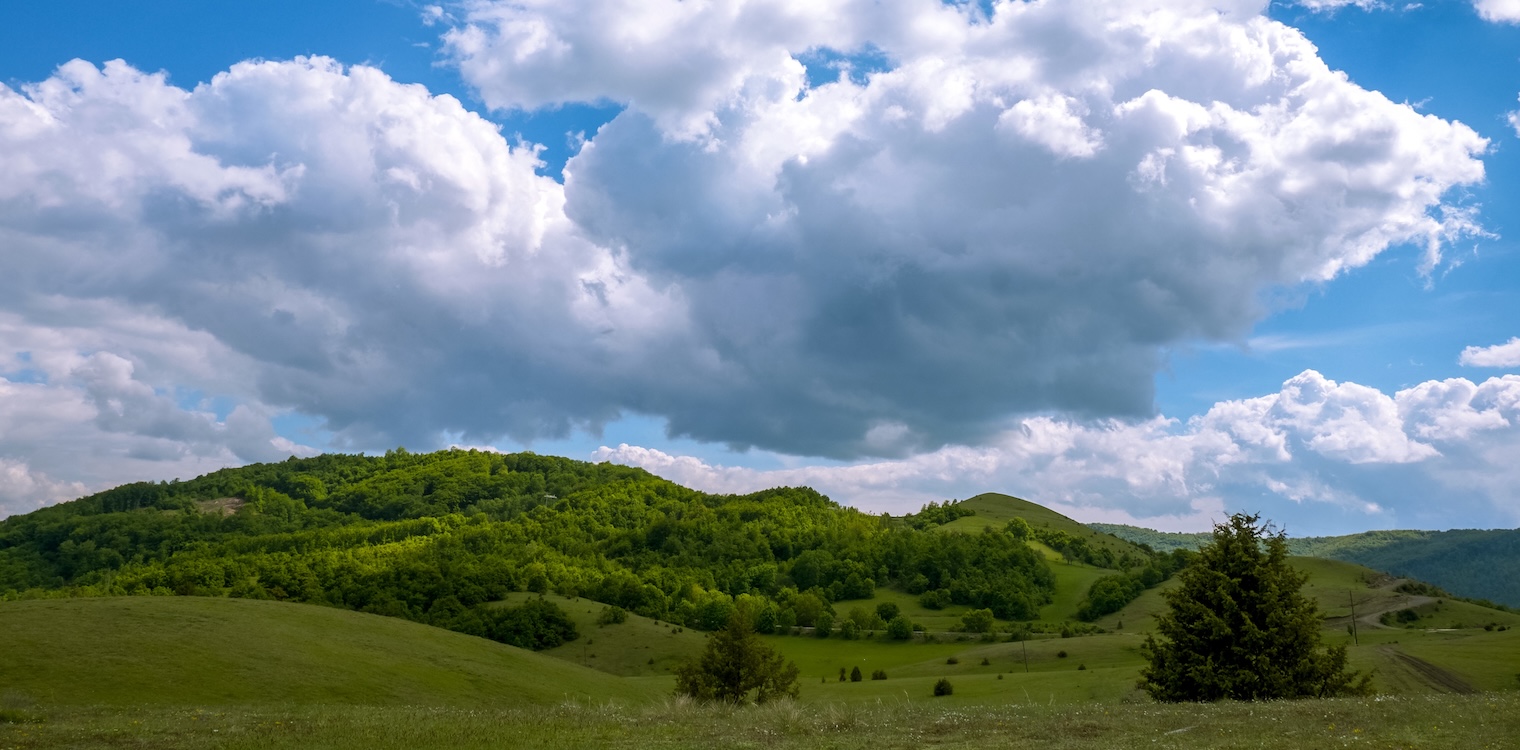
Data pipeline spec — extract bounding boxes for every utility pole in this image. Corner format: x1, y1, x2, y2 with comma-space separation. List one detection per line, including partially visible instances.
1348, 591, 1359, 646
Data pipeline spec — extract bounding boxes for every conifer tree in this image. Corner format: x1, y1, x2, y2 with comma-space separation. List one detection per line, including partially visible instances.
1140, 513, 1371, 701
674, 608, 800, 704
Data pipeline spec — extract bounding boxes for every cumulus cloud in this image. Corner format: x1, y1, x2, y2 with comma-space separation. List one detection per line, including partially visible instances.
0, 0, 1495, 505
1474, 0, 1520, 23
1460, 337, 1520, 367
598, 370, 1520, 532
448, 0, 1486, 454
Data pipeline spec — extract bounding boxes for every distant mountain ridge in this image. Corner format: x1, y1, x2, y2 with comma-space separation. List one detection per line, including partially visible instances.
1091, 523, 1520, 609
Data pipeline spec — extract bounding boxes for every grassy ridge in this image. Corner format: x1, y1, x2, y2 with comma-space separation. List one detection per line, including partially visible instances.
944, 493, 1148, 559
0, 597, 644, 706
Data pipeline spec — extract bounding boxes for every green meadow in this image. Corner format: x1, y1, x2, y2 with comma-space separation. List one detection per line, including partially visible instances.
3, 467, 1517, 748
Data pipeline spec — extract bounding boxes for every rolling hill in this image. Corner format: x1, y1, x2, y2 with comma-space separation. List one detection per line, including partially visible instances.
0, 596, 646, 706
1092, 523, 1520, 608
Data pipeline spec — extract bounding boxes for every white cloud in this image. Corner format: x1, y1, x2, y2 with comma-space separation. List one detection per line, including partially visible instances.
597, 370, 1520, 532
1294, 0, 1386, 12
1474, 0, 1520, 23
0, 0, 1498, 511
1460, 337, 1520, 367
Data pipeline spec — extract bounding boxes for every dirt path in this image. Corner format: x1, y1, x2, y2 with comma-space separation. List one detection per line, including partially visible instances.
1378, 646, 1477, 694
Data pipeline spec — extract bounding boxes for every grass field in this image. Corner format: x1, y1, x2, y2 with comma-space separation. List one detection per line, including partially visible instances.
0, 597, 644, 707
4, 549, 1519, 749
495, 592, 708, 677
3, 695, 1517, 749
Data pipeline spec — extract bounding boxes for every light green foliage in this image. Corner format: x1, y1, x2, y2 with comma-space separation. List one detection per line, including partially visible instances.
1141, 514, 1371, 702
886, 614, 914, 640
674, 609, 799, 704
959, 608, 994, 633
0, 450, 1055, 649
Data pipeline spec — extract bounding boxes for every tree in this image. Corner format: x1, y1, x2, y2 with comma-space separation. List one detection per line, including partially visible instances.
1140, 513, 1371, 702
674, 609, 800, 704
886, 614, 914, 640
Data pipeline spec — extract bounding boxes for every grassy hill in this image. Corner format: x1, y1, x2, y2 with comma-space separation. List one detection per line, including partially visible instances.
1092, 523, 1520, 608
943, 493, 1149, 560
0, 596, 648, 706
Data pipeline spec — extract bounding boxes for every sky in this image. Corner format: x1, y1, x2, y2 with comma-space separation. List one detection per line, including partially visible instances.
1, 0, 1518, 535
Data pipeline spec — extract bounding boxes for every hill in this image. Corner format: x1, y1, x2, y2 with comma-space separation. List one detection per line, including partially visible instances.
1092, 523, 1520, 608
942, 493, 1149, 560
0, 596, 646, 706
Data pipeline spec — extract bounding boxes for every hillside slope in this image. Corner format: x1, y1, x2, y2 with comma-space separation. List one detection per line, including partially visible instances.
1092, 523, 1520, 608
0, 596, 650, 706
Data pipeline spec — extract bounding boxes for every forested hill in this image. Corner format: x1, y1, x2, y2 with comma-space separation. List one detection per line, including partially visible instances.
1091, 522, 1520, 608
0, 450, 1057, 644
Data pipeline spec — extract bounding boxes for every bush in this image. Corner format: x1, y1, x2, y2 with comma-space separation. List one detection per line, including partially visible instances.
1057, 650, 1067, 658
960, 608, 995, 633
597, 605, 628, 626
1078, 663, 1087, 670
484, 598, 579, 650
871, 669, 887, 680
886, 614, 914, 640
674, 609, 799, 704
850, 666, 863, 682
933, 678, 954, 697
876, 602, 901, 622
814, 613, 834, 638
980, 657, 990, 666
946, 657, 959, 664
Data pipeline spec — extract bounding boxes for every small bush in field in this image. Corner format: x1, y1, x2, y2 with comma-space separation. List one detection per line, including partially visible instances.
933, 678, 954, 697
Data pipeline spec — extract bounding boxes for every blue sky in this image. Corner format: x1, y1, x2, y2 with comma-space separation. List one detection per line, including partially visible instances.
1, 0, 1518, 534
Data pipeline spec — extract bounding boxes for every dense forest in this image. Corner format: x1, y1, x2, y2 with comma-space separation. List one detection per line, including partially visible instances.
0, 450, 1134, 647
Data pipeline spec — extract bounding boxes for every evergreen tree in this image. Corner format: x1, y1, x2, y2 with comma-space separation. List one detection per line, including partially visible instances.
674, 609, 800, 704
1140, 513, 1371, 701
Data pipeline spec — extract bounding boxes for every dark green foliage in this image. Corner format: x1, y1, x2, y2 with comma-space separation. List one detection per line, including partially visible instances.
597, 605, 628, 626
886, 614, 913, 640
870, 669, 887, 680
946, 656, 959, 664
875, 601, 900, 622
850, 666, 862, 682
933, 678, 953, 696
674, 609, 799, 704
1140, 514, 1371, 702
484, 598, 579, 650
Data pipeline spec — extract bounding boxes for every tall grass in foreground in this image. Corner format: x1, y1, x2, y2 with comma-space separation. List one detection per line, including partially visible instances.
2, 693, 1517, 749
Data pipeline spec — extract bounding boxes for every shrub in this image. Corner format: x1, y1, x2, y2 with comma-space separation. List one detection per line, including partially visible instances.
850, 666, 863, 682
1078, 664, 1086, 671
980, 657, 990, 666
933, 678, 954, 697
946, 657, 959, 665
886, 614, 914, 640
596, 605, 628, 626
674, 609, 799, 704
871, 669, 887, 680
876, 602, 901, 622
1057, 650, 1068, 658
